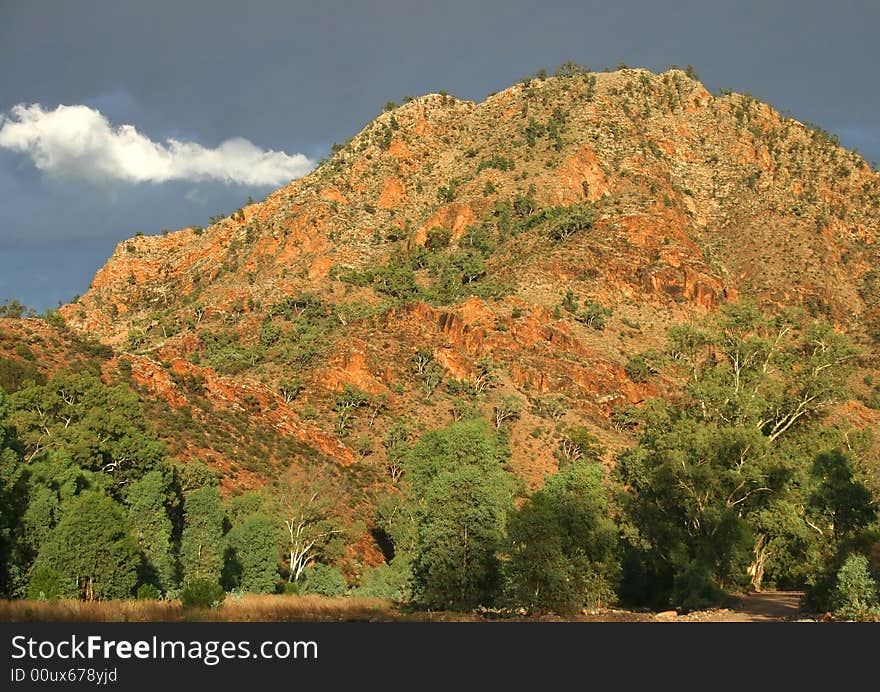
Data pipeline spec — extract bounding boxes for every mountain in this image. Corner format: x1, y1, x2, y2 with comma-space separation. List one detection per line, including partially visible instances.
4, 67, 880, 567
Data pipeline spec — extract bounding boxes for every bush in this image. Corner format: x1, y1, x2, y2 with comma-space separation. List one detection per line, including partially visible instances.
136, 583, 161, 600
579, 300, 611, 330
546, 204, 592, 241
624, 355, 651, 383
353, 559, 412, 601
27, 564, 62, 601
832, 554, 879, 621
280, 581, 300, 596
425, 227, 452, 251
670, 562, 725, 612
180, 578, 226, 608
299, 564, 348, 597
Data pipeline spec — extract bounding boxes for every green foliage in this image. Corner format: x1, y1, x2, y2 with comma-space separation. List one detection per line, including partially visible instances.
353, 557, 412, 600
808, 450, 875, 540
832, 554, 879, 620
268, 469, 347, 584
225, 513, 279, 594
555, 61, 590, 78
578, 300, 611, 329
126, 470, 177, 593
425, 226, 452, 251
461, 224, 497, 257
437, 178, 462, 203
299, 563, 348, 597
558, 426, 604, 466
136, 583, 161, 600
625, 355, 652, 383
15, 343, 36, 361
30, 491, 139, 600
0, 356, 44, 393
280, 581, 300, 595
9, 373, 167, 489
372, 258, 421, 301
334, 384, 371, 435
531, 394, 568, 421
180, 486, 226, 583
477, 155, 514, 173
404, 420, 514, 610
27, 563, 62, 600
617, 304, 863, 608
507, 462, 620, 614
180, 577, 225, 608
0, 299, 35, 318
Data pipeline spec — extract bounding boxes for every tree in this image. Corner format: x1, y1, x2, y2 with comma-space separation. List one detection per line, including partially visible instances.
507, 462, 620, 614
558, 426, 603, 466
0, 389, 28, 596
425, 227, 452, 251
29, 491, 139, 600
808, 450, 875, 541
279, 378, 303, 404
9, 373, 166, 489
126, 470, 177, 593
383, 421, 410, 484
353, 558, 412, 600
579, 300, 610, 330
179, 486, 226, 584
473, 357, 496, 394
532, 394, 569, 421
334, 384, 370, 435
493, 395, 522, 430
404, 420, 514, 610
269, 471, 345, 583
546, 204, 592, 241
625, 355, 652, 383
616, 304, 861, 607
617, 422, 770, 607
225, 513, 279, 593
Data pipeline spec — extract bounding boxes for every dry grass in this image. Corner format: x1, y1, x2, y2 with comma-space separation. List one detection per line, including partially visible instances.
0, 595, 402, 623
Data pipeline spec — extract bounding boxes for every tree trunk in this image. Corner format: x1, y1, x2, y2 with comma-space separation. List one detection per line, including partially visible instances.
747, 535, 769, 592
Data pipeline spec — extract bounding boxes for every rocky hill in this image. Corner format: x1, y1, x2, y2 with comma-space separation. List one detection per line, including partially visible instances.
5, 68, 879, 562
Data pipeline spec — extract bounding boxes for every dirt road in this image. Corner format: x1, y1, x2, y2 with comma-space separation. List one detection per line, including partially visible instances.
700, 591, 805, 622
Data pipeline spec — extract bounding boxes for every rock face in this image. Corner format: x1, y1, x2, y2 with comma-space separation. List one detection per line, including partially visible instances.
27, 68, 878, 547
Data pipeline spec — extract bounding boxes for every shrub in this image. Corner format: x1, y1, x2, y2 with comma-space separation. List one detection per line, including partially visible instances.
27, 564, 62, 601
15, 343, 36, 361
832, 554, 879, 621
353, 559, 412, 601
579, 300, 611, 330
625, 355, 652, 383
280, 581, 300, 596
547, 205, 592, 241
425, 227, 452, 251
180, 578, 226, 609
477, 155, 514, 173
136, 583, 161, 600
299, 563, 348, 597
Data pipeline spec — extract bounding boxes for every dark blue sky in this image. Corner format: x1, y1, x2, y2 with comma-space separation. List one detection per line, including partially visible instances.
1, 0, 878, 310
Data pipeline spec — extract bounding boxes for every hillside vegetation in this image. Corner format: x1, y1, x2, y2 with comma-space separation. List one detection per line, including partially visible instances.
1, 65, 878, 618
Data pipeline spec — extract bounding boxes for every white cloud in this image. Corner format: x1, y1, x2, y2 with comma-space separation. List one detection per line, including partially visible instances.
0, 103, 314, 186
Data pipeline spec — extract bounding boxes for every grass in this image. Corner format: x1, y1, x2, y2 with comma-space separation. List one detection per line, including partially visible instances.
0, 595, 401, 623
